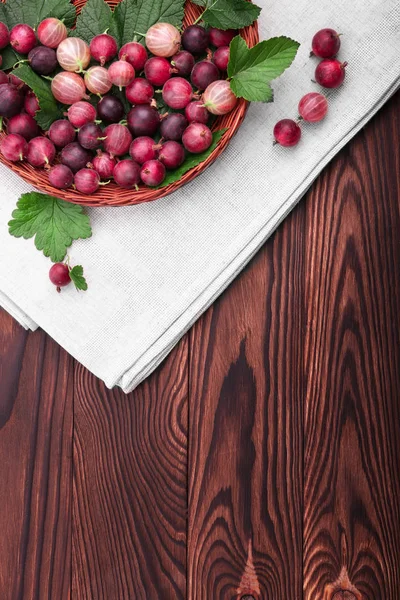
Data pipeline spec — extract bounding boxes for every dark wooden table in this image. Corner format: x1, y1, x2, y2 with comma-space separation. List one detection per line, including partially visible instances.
1, 92, 399, 600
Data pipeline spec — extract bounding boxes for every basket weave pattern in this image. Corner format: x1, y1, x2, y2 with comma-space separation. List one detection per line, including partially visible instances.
0, 0, 259, 206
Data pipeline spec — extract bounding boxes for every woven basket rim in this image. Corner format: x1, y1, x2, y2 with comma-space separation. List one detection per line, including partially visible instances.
0, 0, 259, 206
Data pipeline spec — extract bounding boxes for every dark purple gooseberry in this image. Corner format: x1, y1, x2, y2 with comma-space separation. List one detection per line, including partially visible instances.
0, 22, 10, 50
140, 159, 166, 187
26, 137, 56, 167
0, 71, 8, 85
185, 100, 209, 124
182, 25, 209, 54
74, 168, 101, 194
125, 78, 154, 105
48, 119, 76, 148
0, 133, 28, 162
78, 123, 105, 150
24, 92, 40, 117
213, 46, 230, 72
113, 159, 141, 189
0, 84, 24, 118
171, 50, 195, 76
60, 142, 93, 173
208, 28, 236, 48
158, 141, 185, 170
7, 113, 39, 140
191, 60, 219, 91
10, 24, 37, 55
92, 150, 116, 179
129, 136, 158, 164
49, 164, 74, 189
127, 105, 160, 138
160, 113, 188, 141
28, 46, 58, 75
97, 95, 125, 123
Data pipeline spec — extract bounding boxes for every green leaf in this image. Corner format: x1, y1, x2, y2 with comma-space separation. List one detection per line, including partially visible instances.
12, 65, 64, 130
1, 46, 21, 70
109, 0, 185, 47
8, 193, 92, 263
199, 0, 261, 30
69, 265, 88, 291
75, 0, 113, 45
228, 35, 300, 102
3, 0, 76, 29
159, 129, 226, 188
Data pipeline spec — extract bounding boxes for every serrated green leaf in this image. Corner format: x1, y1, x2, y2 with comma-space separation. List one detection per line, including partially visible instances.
109, 0, 185, 47
69, 265, 88, 291
12, 65, 64, 130
3, 0, 76, 29
200, 0, 261, 30
1, 46, 21, 70
228, 35, 300, 102
75, 0, 113, 45
8, 193, 92, 263
158, 129, 226, 188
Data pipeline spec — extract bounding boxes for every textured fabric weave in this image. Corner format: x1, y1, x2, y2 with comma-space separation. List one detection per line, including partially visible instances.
0, 0, 399, 392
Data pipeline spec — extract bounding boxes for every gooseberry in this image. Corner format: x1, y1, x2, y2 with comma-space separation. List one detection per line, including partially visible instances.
0, 133, 28, 162
208, 28, 236, 48
49, 119, 76, 148
78, 123, 105, 150
52, 72, 88, 104
108, 58, 135, 90
125, 77, 154, 105
113, 159, 141, 189
273, 119, 301, 147
49, 263, 71, 291
171, 50, 195, 76
213, 46, 230, 72
298, 92, 328, 122
67, 101, 97, 128
48, 164, 74, 189
182, 25, 209, 54
119, 42, 148, 71
84, 66, 112, 95
162, 77, 196, 109
311, 28, 341, 58
140, 159, 166, 186
7, 113, 39, 140
24, 92, 40, 117
0, 84, 24, 118
185, 100, 209, 124
92, 150, 116, 179
0, 22, 10, 49
74, 168, 101, 194
315, 59, 347, 88
37, 18, 68, 48
90, 33, 118, 66
57, 37, 91, 72
97, 95, 125, 123
202, 80, 237, 115
129, 136, 158, 164
182, 122, 212, 154
144, 56, 176, 86
158, 141, 185, 170
127, 105, 160, 137
191, 60, 219, 91
10, 24, 37, 55
26, 137, 56, 167
60, 142, 93, 172
160, 113, 188, 141
146, 23, 181, 58
103, 123, 132, 156
28, 46, 58, 75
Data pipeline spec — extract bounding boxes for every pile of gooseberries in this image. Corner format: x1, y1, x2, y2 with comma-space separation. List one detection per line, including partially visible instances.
0, 18, 239, 192
274, 27, 347, 148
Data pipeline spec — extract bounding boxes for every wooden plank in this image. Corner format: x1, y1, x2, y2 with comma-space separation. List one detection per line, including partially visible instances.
303, 93, 400, 599
187, 207, 305, 599
0, 309, 73, 600
72, 337, 189, 599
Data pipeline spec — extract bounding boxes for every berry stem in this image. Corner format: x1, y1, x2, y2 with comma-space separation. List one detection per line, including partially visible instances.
192, 13, 205, 26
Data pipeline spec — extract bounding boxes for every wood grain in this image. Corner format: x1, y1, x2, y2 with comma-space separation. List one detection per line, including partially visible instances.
1, 94, 400, 599
303, 94, 400, 599
0, 309, 73, 600
72, 337, 189, 600
187, 204, 305, 599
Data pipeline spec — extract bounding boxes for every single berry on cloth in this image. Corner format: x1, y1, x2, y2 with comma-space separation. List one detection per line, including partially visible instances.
273, 119, 301, 147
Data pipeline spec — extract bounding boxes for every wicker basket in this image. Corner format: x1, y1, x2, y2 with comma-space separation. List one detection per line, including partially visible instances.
0, 0, 259, 206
